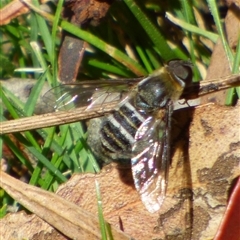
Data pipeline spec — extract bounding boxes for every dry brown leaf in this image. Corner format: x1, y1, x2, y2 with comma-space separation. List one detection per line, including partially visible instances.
0, 212, 65, 240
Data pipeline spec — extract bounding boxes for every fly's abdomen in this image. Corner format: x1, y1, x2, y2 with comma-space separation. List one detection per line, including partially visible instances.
91, 101, 146, 162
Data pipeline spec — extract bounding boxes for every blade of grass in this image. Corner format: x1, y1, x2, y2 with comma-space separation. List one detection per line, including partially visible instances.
30, 9, 41, 78
34, 126, 59, 189
27, 145, 67, 183
0, 86, 21, 119
225, 35, 240, 105
206, 0, 234, 65
86, 59, 133, 77
59, 123, 92, 173
144, 48, 162, 70
51, 0, 64, 86
41, 155, 64, 190
66, 122, 98, 172
29, 162, 45, 186
30, 0, 53, 62
166, 12, 218, 43
74, 140, 100, 173
58, 124, 80, 172
1, 134, 34, 172
0, 86, 3, 159
24, 72, 47, 116
95, 180, 108, 240
30, 41, 53, 85
38, 129, 73, 170
0, 204, 7, 218
179, 1, 201, 80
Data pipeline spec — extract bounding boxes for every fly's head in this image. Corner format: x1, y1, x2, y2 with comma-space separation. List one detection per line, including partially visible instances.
167, 59, 193, 92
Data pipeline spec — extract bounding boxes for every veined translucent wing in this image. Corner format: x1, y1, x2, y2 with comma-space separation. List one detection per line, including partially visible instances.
131, 106, 171, 213
43, 78, 142, 112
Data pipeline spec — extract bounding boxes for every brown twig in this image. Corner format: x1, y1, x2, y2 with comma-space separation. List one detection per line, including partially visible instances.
0, 102, 118, 134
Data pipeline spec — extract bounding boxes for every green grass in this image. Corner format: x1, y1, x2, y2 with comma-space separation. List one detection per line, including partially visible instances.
0, 1, 239, 236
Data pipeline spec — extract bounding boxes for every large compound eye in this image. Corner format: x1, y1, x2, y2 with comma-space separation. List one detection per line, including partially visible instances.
167, 60, 193, 84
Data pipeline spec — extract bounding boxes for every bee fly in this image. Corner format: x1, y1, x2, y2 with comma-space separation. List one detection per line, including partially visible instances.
46, 60, 193, 213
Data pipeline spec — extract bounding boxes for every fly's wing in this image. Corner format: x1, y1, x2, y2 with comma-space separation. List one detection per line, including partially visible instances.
43, 79, 141, 112
131, 106, 171, 213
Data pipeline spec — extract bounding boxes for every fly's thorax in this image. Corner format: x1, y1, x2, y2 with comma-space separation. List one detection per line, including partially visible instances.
134, 68, 179, 111
134, 60, 193, 110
